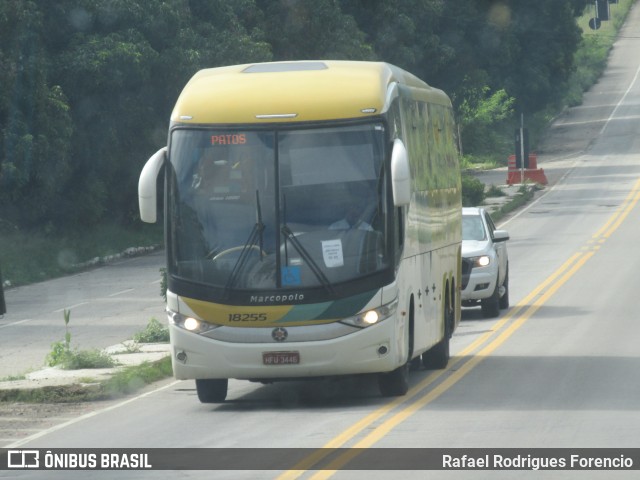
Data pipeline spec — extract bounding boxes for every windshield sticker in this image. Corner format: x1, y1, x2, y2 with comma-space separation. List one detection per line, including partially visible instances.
322, 239, 344, 268
281, 266, 302, 286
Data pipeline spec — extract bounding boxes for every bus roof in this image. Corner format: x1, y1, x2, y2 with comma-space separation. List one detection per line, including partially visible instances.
170, 60, 450, 125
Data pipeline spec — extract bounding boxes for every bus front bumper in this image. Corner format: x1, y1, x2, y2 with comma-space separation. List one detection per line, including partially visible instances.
168, 319, 404, 381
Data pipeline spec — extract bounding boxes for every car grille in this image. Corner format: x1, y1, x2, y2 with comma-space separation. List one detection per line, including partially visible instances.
461, 258, 472, 289
462, 258, 473, 275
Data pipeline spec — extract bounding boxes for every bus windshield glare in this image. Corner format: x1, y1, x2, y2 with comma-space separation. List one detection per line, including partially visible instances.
167, 123, 389, 292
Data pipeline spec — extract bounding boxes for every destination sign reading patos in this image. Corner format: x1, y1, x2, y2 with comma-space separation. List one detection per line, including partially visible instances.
210, 134, 247, 145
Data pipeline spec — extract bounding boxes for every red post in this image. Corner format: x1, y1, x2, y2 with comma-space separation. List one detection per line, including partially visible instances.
506, 153, 547, 185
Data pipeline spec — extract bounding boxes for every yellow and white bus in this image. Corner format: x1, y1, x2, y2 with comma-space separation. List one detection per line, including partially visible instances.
139, 61, 462, 402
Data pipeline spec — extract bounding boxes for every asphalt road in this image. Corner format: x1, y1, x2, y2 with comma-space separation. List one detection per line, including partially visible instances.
2, 3, 640, 479
0, 250, 166, 379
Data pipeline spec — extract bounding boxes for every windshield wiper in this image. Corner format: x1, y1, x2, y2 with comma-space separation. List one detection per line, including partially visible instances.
224, 190, 265, 294
280, 225, 335, 295
281, 195, 334, 294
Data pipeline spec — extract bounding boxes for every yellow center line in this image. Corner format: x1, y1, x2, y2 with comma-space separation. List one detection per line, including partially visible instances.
592, 177, 640, 239
278, 175, 640, 479
277, 253, 588, 480
602, 184, 640, 238
309, 251, 596, 478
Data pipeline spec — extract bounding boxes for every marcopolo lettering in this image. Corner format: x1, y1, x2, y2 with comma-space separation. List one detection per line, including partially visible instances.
250, 293, 304, 304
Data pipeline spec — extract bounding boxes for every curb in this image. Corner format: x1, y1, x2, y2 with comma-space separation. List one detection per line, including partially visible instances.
0, 342, 171, 402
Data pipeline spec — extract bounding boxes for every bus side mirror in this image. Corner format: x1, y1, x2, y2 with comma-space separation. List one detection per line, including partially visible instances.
391, 139, 411, 206
138, 147, 167, 223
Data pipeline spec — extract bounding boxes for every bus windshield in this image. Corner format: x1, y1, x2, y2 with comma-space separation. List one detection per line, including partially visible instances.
167, 124, 389, 292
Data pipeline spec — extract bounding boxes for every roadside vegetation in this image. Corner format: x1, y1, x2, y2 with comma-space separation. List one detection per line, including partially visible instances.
0, 316, 171, 403
46, 309, 119, 370
0, 222, 161, 287
0, 0, 634, 287
46, 313, 169, 370
461, 0, 634, 206
0, 357, 173, 403
132, 317, 170, 344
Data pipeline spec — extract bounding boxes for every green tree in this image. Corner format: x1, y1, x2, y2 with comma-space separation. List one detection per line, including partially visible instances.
0, 0, 594, 233
257, 0, 374, 60
0, 1, 73, 228
469, 0, 585, 114
458, 84, 515, 156
1, 0, 274, 229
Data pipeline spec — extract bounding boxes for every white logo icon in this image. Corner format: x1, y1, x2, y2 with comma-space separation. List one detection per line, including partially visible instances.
8, 450, 40, 468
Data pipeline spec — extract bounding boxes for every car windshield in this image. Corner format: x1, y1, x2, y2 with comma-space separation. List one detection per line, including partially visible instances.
167, 124, 389, 291
462, 214, 486, 241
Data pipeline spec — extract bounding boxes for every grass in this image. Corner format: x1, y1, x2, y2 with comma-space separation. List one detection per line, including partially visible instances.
461, 154, 501, 171
485, 185, 507, 198
0, 315, 173, 403
48, 347, 119, 370
568, 0, 635, 107
490, 184, 539, 224
0, 374, 26, 382
0, 221, 162, 287
132, 318, 170, 344
102, 357, 173, 397
0, 357, 173, 403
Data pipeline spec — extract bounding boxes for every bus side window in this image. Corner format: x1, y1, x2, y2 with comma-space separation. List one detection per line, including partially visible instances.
394, 207, 404, 262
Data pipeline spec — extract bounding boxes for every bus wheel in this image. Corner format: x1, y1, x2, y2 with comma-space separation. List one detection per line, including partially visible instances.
422, 334, 449, 370
196, 379, 228, 403
378, 362, 409, 397
422, 298, 452, 369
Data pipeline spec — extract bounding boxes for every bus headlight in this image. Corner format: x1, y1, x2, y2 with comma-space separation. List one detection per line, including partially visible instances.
340, 298, 398, 328
167, 309, 219, 334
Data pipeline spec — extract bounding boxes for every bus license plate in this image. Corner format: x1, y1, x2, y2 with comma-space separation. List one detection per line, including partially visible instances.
263, 351, 300, 365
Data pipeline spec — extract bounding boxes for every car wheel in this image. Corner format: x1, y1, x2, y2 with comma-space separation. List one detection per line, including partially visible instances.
499, 267, 509, 310
481, 281, 500, 318
195, 379, 228, 403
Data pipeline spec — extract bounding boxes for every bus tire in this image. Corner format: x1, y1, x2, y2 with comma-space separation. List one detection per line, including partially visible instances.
196, 379, 228, 403
422, 335, 449, 370
422, 296, 452, 369
378, 362, 410, 397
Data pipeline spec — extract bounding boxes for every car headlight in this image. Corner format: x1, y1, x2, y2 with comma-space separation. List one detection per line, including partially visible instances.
167, 309, 219, 334
340, 298, 398, 328
469, 255, 491, 268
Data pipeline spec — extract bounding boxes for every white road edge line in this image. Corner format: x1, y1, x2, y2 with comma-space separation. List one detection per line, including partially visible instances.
500, 48, 640, 229
0, 319, 31, 329
108, 288, 134, 297
53, 302, 89, 313
498, 157, 579, 229
599, 61, 640, 135
5, 380, 182, 448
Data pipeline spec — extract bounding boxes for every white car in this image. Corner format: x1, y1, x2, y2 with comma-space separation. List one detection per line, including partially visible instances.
461, 207, 509, 318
